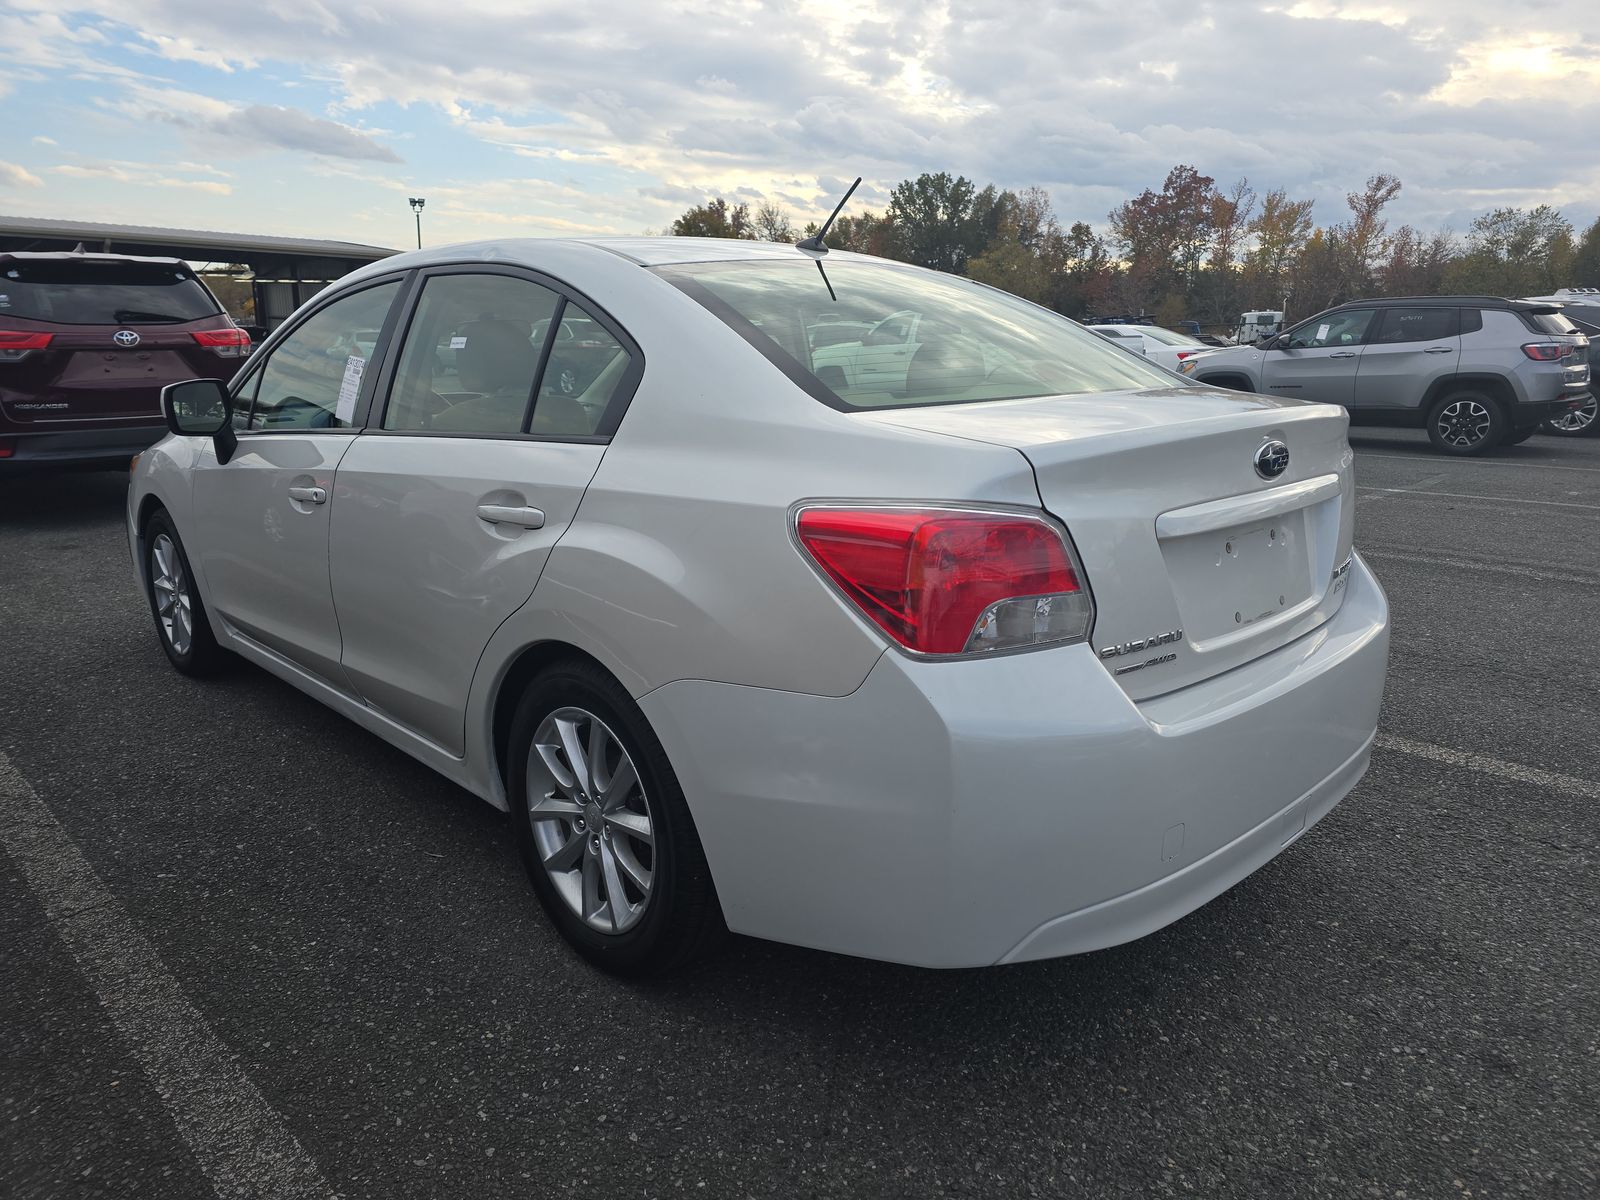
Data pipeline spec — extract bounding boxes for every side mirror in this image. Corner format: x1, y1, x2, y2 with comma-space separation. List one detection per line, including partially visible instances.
162, 378, 239, 463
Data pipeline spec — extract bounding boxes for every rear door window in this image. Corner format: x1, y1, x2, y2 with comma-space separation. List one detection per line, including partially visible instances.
0, 260, 220, 324
534, 303, 630, 436
1372, 307, 1458, 343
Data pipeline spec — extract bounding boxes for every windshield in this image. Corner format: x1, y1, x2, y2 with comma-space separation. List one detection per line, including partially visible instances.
657, 258, 1182, 410
1137, 325, 1207, 347
0, 260, 221, 324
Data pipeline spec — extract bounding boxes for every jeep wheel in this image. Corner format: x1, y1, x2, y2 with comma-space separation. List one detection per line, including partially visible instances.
1426, 390, 1505, 455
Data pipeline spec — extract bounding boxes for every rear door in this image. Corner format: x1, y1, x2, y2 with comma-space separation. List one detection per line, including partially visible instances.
1259, 308, 1376, 406
190, 277, 405, 686
1353, 306, 1459, 411
329, 268, 640, 756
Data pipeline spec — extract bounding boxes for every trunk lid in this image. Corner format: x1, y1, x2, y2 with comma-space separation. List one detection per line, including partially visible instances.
859, 386, 1356, 699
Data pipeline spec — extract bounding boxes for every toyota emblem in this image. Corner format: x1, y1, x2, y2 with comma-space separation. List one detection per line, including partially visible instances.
113, 329, 141, 348
1253, 439, 1290, 480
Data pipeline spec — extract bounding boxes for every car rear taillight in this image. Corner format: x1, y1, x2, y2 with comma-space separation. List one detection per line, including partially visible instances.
1522, 342, 1567, 361
0, 438, 14, 459
0, 330, 53, 362
192, 327, 252, 357
1175, 350, 1199, 360
794, 506, 1093, 656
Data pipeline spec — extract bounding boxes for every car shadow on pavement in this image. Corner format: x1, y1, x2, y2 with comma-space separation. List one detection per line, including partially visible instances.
0, 467, 131, 532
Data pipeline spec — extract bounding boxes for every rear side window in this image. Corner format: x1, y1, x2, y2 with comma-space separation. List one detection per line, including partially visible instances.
1522, 309, 1578, 336
1373, 307, 1458, 344
1459, 309, 1484, 335
658, 259, 1178, 411
535, 305, 631, 436
0, 259, 221, 324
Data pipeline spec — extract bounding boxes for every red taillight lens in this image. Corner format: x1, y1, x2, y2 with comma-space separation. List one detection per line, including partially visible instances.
1175, 350, 1198, 360
0, 438, 15, 459
0, 330, 53, 351
795, 506, 1093, 656
191, 327, 251, 357
1522, 342, 1565, 361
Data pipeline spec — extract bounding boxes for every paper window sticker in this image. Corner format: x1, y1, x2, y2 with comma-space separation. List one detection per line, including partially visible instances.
335, 354, 366, 423
449, 336, 468, 349
1315, 324, 1330, 342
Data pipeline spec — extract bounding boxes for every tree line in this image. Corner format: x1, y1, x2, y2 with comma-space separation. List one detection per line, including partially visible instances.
669, 169, 1600, 330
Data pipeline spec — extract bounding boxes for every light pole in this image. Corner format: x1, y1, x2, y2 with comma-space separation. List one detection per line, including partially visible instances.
408, 197, 426, 248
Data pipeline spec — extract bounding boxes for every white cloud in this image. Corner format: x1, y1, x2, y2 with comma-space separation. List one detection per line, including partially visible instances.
0, 160, 45, 189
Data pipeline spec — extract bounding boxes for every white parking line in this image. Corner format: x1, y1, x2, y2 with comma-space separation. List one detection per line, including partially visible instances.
1360, 548, 1600, 586
1356, 452, 1600, 476
0, 751, 335, 1200
1356, 486, 1600, 512
1374, 733, 1600, 801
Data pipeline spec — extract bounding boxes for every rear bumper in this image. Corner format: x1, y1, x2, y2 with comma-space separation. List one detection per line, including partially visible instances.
0, 424, 165, 469
642, 555, 1390, 967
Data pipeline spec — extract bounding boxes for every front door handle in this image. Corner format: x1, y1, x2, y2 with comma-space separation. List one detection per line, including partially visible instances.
1423, 346, 1455, 354
287, 485, 327, 504
476, 503, 546, 529
1329, 351, 1358, 359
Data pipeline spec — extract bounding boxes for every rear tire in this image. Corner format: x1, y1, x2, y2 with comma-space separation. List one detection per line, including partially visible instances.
1542, 393, 1599, 438
1426, 390, 1505, 455
142, 510, 227, 677
508, 659, 724, 976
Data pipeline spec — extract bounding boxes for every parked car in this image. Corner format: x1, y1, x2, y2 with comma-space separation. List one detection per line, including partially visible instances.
1, 250, 248, 469
1086, 323, 1213, 372
1539, 312, 1598, 438
131, 237, 1389, 975
1087, 325, 1149, 356
1188, 296, 1591, 455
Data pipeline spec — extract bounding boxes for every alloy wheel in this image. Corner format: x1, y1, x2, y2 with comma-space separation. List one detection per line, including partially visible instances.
526, 707, 655, 935
1436, 398, 1492, 448
1549, 394, 1597, 434
557, 367, 579, 395
151, 533, 194, 655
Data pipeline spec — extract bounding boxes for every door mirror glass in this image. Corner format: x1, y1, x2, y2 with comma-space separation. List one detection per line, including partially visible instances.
162, 378, 232, 435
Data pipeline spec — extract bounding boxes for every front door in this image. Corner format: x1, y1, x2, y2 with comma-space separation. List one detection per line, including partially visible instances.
330, 270, 636, 756
190, 279, 403, 685
1259, 308, 1376, 407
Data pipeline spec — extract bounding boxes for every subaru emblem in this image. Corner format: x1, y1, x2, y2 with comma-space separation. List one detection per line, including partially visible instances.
113, 329, 141, 348
1253, 439, 1290, 480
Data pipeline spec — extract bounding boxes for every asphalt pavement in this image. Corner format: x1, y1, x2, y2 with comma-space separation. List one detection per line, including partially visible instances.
2, 426, 1597, 1199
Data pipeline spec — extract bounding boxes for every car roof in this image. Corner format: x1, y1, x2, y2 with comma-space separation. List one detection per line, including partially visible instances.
0, 249, 190, 268
1332, 295, 1554, 311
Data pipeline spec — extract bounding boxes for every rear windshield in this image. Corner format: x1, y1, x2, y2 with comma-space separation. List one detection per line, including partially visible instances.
1522, 308, 1578, 336
1135, 325, 1207, 347
656, 258, 1182, 410
0, 260, 220, 324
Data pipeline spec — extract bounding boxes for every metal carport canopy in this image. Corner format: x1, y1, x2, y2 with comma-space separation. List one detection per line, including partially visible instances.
0, 215, 396, 277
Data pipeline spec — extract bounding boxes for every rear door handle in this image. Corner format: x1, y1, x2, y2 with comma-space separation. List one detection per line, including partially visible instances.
476, 504, 546, 529
1423, 346, 1455, 354
287, 485, 327, 504
1329, 351, 1358, 359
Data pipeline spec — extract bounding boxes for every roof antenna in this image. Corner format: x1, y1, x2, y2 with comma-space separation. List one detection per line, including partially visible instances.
796, 176, 861, 256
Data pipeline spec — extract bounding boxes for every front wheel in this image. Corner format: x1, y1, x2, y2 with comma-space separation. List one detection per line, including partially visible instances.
1543, 393, 1599, 438
1426, 390, 1505, 455
143, 511, 226, 676
508, 660, 724, 975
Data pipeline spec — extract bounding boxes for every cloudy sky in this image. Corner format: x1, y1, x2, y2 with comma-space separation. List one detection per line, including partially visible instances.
2, 0, 1598, 251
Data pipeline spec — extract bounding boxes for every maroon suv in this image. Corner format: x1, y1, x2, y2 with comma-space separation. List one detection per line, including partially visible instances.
0, 251, 249, 469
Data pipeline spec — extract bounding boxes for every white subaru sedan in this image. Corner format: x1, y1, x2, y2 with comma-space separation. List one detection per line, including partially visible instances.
129, 238, 1389, 975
